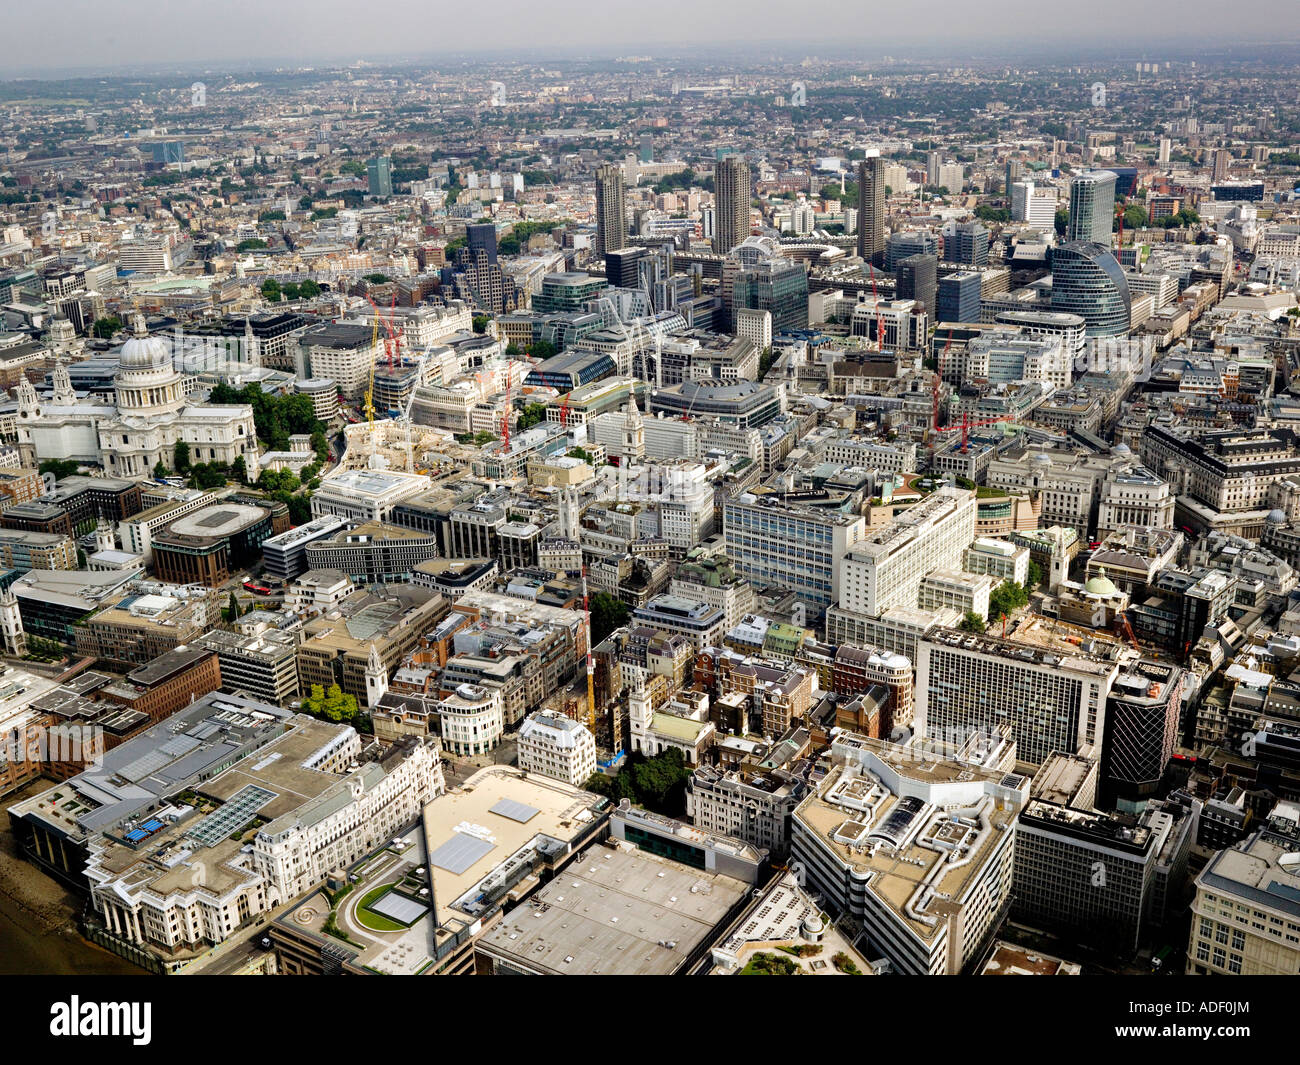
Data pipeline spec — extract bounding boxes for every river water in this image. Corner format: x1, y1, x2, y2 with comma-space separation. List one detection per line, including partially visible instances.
0, 783, 142, 976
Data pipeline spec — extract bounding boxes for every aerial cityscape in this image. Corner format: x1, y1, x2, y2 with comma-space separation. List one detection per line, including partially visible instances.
0, 3, 1297, 1007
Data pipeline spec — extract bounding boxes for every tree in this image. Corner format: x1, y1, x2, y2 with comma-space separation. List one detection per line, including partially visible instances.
224, 591, 242, 623
528, 340, 558, 360
153, 461, 168, 480
236, 238, 268, 252
959, 611, 986, 634
517, 402, 547, 430
1120, 204, 1148, 231
988, 580, 1029, 621
1054, 207, 1069, 237
1026, 560, 1044, 590
589, 592, 631, 645
302, 682, 358, 724
173, 441, 191, 472
472, 314, 489, 334
261, 278, 282, 302
188, 462, 227, 489
232, 456, 248, 484
39, 458, 79, 480
91, 316, 122, 339
299, 279, 321, 298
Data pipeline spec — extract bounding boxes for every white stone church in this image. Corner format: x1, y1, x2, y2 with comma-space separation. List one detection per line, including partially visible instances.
16, 315, 262, 479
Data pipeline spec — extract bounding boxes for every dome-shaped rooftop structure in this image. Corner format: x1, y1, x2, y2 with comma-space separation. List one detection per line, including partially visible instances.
1268, 508, 1287, 525
1083, 569, 1118, 597
118, 313, 171, 371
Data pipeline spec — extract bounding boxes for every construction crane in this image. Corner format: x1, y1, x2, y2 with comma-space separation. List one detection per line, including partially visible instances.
958, 411, 1015, 452
500, 351, 512, 450
580, 564, 596, 735
1117, 610, 1141, 652
867, 263, 886, 351
363, 314, 379, 430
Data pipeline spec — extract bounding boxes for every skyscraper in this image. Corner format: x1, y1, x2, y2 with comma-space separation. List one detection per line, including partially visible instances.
856, 152, 886, 266
367, 156, 393, 197
947, 222, 989, 266
594, 163, 627, 260
1067, 170, 1118, 244
937, 271, 982, 324
896, 254, 937, 318
713, 155, 752, 256
1051, 241, 1131, 337
466, 223, 498, 266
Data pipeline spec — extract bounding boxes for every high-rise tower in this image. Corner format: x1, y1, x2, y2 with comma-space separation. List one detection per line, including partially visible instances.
713, 155, 752, 255
856, 152, 886, 266
1067, 170, 1118, 245
594, 163, 627, 260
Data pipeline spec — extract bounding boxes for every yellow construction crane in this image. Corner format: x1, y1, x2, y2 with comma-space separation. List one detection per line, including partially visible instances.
582, 564, 596, 735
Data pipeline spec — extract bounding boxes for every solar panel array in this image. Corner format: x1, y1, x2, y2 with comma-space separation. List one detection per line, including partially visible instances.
186, 784, 276, 847
430, 833, 496, 875
490, 798, 540, 824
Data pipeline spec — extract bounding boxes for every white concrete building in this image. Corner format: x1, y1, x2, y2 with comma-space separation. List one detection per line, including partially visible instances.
517, 710, 597, 786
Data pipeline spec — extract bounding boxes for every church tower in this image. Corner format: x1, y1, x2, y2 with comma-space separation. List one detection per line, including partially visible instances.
621, 395, 644, 462
95, 516, 115, 555
365, 643, 389, 709
627, 666, 651, 755
52, 360, 76, 406
558, 488, 580, 541
0, 588, 25, 657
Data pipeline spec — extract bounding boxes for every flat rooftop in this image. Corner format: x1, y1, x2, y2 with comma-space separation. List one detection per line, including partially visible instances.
167, 503, 268, 539
420, 766, 606, 929
475, 840, 748, 975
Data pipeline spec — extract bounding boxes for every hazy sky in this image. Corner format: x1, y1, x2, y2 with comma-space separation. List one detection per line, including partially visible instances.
6, 0, 1299, 75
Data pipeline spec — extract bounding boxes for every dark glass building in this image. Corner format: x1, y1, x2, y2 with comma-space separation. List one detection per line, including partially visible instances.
1050, 241, 1131, 337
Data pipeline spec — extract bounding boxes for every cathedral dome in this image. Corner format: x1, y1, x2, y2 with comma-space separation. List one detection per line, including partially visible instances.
118, 332, 171, 371
118, 314, 171, 371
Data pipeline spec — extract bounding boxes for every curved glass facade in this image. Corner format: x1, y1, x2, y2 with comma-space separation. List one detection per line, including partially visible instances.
1050, 241, 1131, 337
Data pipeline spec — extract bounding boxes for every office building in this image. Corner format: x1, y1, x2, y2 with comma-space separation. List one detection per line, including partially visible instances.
1102, 661, 1183, 811
367, 155, 393, 197
937, 271, 983, 324
733, 258, 809, 333
260, 515, 349, 583
1067, 171, 1118, 244
791, 733, 1027, 975
466, 222, 498, 265
886, 230, 938, 271
915, 627, 1118, 767
1050, 241, 1131, 337
714, 156, 752, 255
594, 163, 627, 259
1187, 802, 1300, 975
947, 222, 989, 267
475, 821, 754, 976
1011, 181, 1057, 230
723, 495, 867, 613
516, 709, 597, 786
839, 487, 977, 618
896, 254, 937, 318
856, 153, 886, 265
195, 627, 300, 705
1014, 798, 1193, 956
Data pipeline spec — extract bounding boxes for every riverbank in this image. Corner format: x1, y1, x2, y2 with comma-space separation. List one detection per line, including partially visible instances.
0, 781, 142, 975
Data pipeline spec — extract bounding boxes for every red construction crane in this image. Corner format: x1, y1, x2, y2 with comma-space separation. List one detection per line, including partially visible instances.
365, 294, 404, 373
501, 359, 511, 450
932, 328, 955, 433
959, 411, 1015, 452
1117, 610, 1140, 652
868, 263, 886, 351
